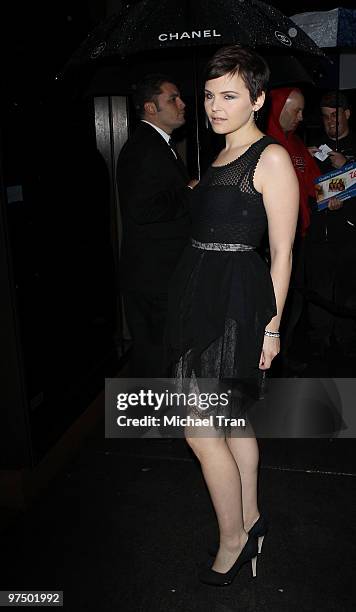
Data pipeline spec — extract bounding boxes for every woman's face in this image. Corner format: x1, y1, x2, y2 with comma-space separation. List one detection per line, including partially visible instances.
204, 71, 264, 135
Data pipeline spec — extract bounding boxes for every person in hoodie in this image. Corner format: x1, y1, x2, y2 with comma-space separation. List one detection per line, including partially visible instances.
266, 87, 341, 369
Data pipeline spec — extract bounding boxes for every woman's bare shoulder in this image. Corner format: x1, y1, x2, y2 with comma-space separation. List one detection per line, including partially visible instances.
254, 143, 296, 193
260, 143, 291, 167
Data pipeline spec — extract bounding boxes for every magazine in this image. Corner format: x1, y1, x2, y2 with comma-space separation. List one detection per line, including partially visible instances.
314, 161, 356, 211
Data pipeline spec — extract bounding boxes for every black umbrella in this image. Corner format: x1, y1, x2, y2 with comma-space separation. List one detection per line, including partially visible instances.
292, 9, 356, 150
65, 0, 323, 69
61, 0, 324, 176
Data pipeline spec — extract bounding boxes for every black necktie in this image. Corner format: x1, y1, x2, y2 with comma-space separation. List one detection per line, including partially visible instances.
168, 137, 189, 181
168, 137, 178, 159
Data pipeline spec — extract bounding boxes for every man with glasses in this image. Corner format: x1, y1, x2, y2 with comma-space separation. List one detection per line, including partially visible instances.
307, 91, 356, 358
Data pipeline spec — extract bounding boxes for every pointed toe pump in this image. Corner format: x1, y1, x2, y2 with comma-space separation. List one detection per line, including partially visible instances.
208, 514, 268, 558
199, 534, 258, 587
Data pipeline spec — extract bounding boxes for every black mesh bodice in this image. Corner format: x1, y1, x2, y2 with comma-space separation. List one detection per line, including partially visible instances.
191, 136, 276, 246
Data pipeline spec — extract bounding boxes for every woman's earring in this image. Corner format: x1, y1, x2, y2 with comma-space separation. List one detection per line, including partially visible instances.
254, 109, 259, 121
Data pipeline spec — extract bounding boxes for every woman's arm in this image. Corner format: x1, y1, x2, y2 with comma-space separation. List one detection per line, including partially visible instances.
254, 144, 299, 369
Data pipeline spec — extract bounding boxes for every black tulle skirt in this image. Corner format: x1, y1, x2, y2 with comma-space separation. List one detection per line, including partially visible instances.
167, 245, 276, 376
166, 245, 276, 428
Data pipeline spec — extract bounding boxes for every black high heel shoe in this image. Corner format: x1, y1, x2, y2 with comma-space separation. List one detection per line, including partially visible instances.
199, 534, 258, 586
208, 514, 268, 557
249, 515, 268, 554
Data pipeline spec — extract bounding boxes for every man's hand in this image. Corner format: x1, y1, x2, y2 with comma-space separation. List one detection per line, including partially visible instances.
328, 151, 347, 169
308, 146, 319, 157
187, 179, 199, 189
328, 197, 343, 211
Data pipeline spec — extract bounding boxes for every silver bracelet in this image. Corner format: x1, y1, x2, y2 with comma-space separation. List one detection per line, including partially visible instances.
264, 330, 280, 338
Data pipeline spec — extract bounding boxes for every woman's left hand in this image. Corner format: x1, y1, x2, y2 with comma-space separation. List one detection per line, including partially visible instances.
259, 336, 280, 370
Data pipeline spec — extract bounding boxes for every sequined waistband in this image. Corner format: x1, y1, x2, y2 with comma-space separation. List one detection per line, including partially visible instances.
191, 239, 256, 252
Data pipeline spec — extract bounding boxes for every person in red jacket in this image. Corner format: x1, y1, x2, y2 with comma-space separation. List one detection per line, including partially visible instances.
266, 87, 344, 369
266, 87, 321, 237
266, 88, 325, 371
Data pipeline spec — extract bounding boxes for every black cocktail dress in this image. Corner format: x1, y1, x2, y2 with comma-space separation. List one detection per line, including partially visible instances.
166, 136, 277, 423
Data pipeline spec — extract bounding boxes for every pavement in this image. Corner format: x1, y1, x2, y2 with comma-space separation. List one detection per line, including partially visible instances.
1, 430, 355, 611
1, 312, 356, 611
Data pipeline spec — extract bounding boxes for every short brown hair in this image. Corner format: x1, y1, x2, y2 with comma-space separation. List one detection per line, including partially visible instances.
320, 91, 350, 110
132, 73, 175, 118
204, 45, 270, 103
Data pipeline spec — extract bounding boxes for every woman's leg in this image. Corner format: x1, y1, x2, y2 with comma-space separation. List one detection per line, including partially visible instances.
226, 436, 260, 532
186, 434, 248, 573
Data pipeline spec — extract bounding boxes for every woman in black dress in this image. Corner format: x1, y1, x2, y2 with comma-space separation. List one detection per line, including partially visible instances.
167, 46, 299, 586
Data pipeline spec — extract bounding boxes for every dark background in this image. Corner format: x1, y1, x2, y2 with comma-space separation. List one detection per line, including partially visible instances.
1, 5, 356, 610
1, 0, 356, 465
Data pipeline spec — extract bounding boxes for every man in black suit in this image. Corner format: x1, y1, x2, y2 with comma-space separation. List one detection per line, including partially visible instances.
117, 74, 198, 377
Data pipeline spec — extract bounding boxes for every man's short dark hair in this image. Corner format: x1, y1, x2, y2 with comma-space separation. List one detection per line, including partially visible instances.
132, 73, 176, 118
204, 45, 270, 103
320, 91, 350, 110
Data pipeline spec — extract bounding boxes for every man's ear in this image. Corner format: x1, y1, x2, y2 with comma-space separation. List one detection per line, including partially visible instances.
144, 101, 158, 116
345, 109, 351, 121
253, 91, 266, 112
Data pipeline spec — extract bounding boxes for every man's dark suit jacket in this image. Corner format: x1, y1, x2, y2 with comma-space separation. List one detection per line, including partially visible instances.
117, 122, 191, 292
